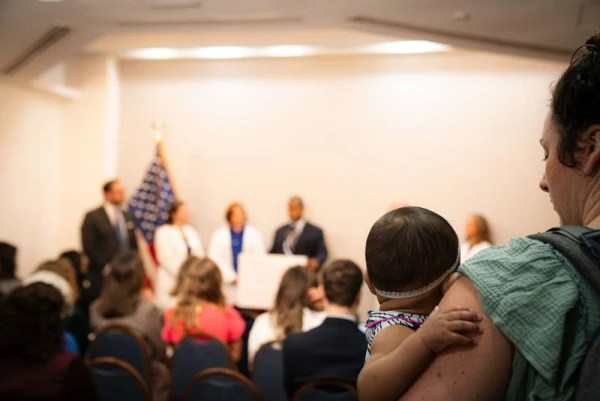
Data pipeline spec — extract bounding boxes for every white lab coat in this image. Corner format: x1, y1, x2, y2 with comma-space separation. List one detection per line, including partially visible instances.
155, 224, 205, 309
460, 241, 491, 263
208, 224, 266, 305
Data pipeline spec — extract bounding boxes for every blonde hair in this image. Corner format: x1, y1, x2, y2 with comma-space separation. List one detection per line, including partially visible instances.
39, 259, 80, 304
170, 257, 225, 333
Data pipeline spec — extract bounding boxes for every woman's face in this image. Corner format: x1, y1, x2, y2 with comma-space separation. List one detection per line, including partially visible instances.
539, 112, 585, 225
174, 204, 190, 225
229, 206, 246, 228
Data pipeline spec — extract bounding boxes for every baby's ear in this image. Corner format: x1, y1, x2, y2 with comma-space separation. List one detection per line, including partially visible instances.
441, 273, 458, 294
364, 271, 376, 295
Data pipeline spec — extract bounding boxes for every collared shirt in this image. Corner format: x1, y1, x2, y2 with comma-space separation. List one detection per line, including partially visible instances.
283, 219, 306, 255
104, 203, 127, 237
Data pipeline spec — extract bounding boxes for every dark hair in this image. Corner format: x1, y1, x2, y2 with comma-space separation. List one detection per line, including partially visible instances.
271, 266, 311, 339
225, 202, 246, 224
551, 32, 600, 168
321, 260, 363, 307
365, 207, 459, 293
103, 180, 118, 193
95, 251, 144, 318
0, 283, 64, 361
0, 242, 17, 279
167, 201, 184, 224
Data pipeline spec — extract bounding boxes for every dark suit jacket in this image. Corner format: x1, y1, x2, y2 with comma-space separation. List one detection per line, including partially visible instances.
270, 222, 328, 265
283, 317, 367, 398
81, 206, 137, 278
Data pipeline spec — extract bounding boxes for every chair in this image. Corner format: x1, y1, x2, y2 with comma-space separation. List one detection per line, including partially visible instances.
292, 381, 359, 401
171, 336, 234, 400
89, 324, 152, 386
182, 368, 262, 401
253, 342, 286, 401
89, 357, 151, 401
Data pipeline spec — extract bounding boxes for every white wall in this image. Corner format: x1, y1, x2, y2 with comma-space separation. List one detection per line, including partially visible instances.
0, 79, 64, 276
118, 51, 565, 313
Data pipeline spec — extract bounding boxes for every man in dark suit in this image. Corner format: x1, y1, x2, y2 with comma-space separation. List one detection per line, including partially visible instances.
283, 260, 366, 398
270, 196, 328, 271
81, 180, 138, 300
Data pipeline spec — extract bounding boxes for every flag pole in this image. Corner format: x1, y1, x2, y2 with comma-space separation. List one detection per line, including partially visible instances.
151, 120, 180, 200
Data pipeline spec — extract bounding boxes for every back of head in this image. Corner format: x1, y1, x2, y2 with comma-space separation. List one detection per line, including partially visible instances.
96, 251, 144, 318
59, 250, 82, 273
272, 266, 310, 337
365, 207, 459, 294
37, 259, 79, 304
0, 242, 17, 279
321, 259, 363, 308
551, 31, 600, 168
177, 257, 224, 306
0, 282, 64, 361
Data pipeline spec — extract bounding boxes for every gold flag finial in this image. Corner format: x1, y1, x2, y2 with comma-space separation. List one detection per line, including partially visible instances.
152, 120, 166, 143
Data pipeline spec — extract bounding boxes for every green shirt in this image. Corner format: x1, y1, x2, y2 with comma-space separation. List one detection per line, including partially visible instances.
458, 237, 600, 401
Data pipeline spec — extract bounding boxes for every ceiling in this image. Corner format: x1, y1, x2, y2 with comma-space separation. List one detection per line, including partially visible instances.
0, 0, 595, 85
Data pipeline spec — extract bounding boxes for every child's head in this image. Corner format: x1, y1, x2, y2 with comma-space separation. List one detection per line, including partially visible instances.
365, 207, 459, 299
176, 257, 225, 307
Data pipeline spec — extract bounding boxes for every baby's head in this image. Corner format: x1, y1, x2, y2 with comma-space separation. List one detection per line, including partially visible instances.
365, 207, 459, 302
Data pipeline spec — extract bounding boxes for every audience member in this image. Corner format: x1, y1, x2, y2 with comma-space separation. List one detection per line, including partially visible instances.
0, 283, 97, 401
208, 202, 265, 304
398, 33, 600, 400
24, 260, 80, 354
460, 214, 492, 262
162, 257, 246, 362
358, 207, 482, 401
0, 242, 20, 297
90, 251, 168, 401
270, 197, 328, 271
59, 251, 94, 353
283, 259, 366, 398
155, 201, 205, 310
247, 266, 325, 368
81, 179, 138, 301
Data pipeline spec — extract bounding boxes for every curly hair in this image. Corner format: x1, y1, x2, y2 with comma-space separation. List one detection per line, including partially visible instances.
551, 31, 600, 168
0, 282, 64, 361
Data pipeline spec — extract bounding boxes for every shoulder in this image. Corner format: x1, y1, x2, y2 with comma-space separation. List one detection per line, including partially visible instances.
245, 225, 263, 237
136, 299, 160, 316
84, 207, 103, 219
210, 226, 228, 239
305, 222, 322, 232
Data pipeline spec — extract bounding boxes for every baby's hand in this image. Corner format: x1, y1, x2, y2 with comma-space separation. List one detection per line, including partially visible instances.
417, 306, 482, 352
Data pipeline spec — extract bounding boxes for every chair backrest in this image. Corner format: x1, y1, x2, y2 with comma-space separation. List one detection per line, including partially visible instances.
89, 357, 151, 401
292, 381, 358, 401
171, 336, 234, 400
253, 342, 286, 401
89, 323, 152, 385
182, 368, 262, 401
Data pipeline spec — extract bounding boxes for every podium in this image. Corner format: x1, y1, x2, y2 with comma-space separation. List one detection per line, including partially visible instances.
235, 253, 308, 310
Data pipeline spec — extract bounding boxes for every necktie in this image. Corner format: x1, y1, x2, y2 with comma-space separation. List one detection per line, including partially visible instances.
287, 224, 297, 253
115, 211, 129, 251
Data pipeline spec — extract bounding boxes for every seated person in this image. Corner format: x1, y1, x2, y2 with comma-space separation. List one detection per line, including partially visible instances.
358, 207, 482, 401
0, 242, 20, 297
283, 259, 366, 398
0, 283, 97, 401
161, 257, 245, 362
247, 266, 325, 368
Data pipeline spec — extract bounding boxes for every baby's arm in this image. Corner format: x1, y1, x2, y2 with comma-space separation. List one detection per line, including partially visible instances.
357, 306, 482, 401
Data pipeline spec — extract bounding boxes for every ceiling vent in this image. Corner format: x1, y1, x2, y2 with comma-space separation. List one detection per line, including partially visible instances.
2, 25, 71, 75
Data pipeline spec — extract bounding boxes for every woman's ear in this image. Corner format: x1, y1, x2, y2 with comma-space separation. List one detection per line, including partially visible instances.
364, 271, 376, 295
581, 125, 600, 176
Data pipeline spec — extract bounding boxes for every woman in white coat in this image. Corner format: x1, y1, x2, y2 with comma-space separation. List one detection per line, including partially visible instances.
208, 202, 265, 305
155, 201, 204, 309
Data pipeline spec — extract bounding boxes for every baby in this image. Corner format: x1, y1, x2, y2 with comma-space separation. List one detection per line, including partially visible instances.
358, 207, 482, 401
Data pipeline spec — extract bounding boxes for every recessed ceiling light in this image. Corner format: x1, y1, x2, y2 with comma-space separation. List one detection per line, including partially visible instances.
365, 40, 451, 55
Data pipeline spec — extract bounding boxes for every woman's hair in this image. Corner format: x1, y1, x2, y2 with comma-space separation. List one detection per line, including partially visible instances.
551, 32, 600, 168
166, 201, 184, 225
95, 251, 144, 318
0, 282, 64, 361
171, 257, 225, 332
468, 214, 492, 245
37, 259, 80, 303
59, 250, 82, 274
366, 207, 459, 293
0, 242, 17, 279
270, 266, 311, 339
225, 202, 246, 224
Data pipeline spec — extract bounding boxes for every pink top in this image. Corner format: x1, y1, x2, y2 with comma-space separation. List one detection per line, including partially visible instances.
161, 303, 246, 345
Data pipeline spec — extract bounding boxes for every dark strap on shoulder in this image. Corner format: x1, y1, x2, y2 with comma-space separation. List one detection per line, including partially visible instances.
528, 227, 600, 296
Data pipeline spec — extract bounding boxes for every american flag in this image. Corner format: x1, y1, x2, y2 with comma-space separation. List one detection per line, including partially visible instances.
128, 148, 176, 245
